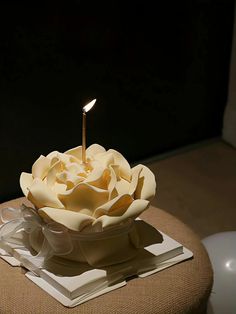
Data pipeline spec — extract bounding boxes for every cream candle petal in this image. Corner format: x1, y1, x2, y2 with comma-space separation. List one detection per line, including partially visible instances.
95, 152, 114, 167
57, 152, 72, 164
86, 144, 106, 157
47, 151, 60, 159
49, 152, 77, 166
84, 164, 109, 190
110, 164, 120, 180
59, 183, 109, 212
93, 194, 133, 218
107, 166, 118, 199
65, 162, 81, 174
48, 151, 71, 161
28, 178, 64, 209
115, 178, 130, 195
47, 160, 64, 186
107, 149, 131, 181
134, 165, 156, 200
94, 199, 149, 228
20, 172, 33, 196
52, 182, 67, 194
38, 207, 95, 231
129, 165, 143, 195
56, 171, 84, 187
87, 160, 101, 174
65, 146, 82, 160
84, 163, 104, 182
32, 155, 51, 179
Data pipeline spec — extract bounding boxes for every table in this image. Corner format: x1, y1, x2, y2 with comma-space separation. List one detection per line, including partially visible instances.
0, 198, 213, 314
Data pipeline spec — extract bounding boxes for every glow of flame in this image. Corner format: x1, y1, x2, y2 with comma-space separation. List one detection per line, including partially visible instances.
83, 99, 96, 113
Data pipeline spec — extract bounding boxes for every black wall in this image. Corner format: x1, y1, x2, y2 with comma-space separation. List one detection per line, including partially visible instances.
0, 1, 234, 201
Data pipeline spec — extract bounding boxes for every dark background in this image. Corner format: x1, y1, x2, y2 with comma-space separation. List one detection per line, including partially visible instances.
0, 0, 234, 201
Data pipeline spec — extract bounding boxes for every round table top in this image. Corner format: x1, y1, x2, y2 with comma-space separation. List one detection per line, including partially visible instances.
0, 198, 213, 314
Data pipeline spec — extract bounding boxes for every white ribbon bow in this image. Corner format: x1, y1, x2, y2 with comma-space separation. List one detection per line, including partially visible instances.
0, 205, 73, 275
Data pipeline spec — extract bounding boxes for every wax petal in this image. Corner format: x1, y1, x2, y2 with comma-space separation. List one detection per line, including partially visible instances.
94, 199, 149, 228
84, 164, 109, 189
47, 151, 60, 159
57, 152, 72, 164
86, 144, 106, 157
129, 165, 143, 195
52, 182, 67, 194
20, 172, 33, 197
107, 149, 131, 181
115, 178, 130, 195
65, 146, 82, 161
93, 194, 133, 218
84, 162, 104, 182
65, 162, 82, 174
59, 183, 109, 212
47, 160, 63, 186
56, 171, 84, 188
134, 165, 156, 200
39, 207, 95, 231
107, 166, 118, 199
95, 152, 114, 167
32, 155, 51, 179
28, 178, 64, 209
47, 153, 72, 169
110, 164, 120, 180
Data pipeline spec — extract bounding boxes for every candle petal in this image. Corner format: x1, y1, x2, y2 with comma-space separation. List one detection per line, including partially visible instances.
46, 160, 64, 186
20, 172, 33, 197
84, 165, 109, 190
93, 199, 149, 228
65, 146, 82, 161
107, 165, 119, 199
93, 194, 133, 218
129, 165, 143, 195
115, 178, 130, 195
39, 207, 95, 231
94, 152, 114, 168
86, 144, 106, 157
56, 171, 84, 189
134, 165, 156, 200
59, 183, 109, 212
32, 155, 51, 179
28, 178, 64, 209
107, 149, 131, 181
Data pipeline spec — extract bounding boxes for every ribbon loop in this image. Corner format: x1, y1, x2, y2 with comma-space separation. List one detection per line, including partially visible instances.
0, 219, 25, 241
1, 207, 22, 224
0, 206, 74, 272
43, 222, 73, 255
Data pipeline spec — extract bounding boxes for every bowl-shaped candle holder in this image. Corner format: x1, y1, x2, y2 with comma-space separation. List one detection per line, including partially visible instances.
29, 219, 140, 267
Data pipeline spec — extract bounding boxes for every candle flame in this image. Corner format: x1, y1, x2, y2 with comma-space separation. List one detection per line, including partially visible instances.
83, 99, 96, 113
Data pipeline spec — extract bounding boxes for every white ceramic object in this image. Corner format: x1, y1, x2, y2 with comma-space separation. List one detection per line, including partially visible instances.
29, 219, 140, 267
202, 231, 236, 314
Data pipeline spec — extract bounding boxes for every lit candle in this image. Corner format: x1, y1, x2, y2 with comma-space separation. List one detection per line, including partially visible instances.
82, 99, 96, 163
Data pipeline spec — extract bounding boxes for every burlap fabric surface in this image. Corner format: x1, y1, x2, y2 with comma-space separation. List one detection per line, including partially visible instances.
0, 198, 213, 314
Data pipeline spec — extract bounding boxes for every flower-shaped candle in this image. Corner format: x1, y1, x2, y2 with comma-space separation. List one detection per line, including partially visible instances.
20, 144, 156, 233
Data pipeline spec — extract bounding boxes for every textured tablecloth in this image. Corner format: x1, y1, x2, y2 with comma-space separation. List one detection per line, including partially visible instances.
0, 198, 213, 314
